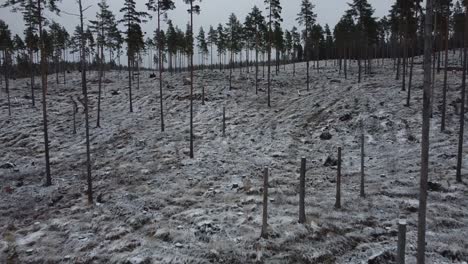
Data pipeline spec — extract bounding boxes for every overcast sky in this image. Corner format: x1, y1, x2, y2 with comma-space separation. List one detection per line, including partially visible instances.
0, 0, 393, 38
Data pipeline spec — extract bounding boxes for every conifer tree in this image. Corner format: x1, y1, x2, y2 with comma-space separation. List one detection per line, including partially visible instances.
291, 26, 300, 76
183, 0, 202, 159
417, 0, 434, 262
120, 0, 149, 113
215, 23, 226, 71
226, 13, 242, 90
147, 0, 175, 131
0, 20, 13, 116
297, 0, 316, 91
90, 0, 117, 128
207, 25, 217, 69
348, 0, 378, 83
2, 0, 62, 186
196, 27, 208, 69
264, 0, 282, 107
245, 6, 265, 93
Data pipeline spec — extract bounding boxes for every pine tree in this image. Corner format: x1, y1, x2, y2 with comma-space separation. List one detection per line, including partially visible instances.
18, 0, 40, 106
291, 26, 300, 76
456, 1, 468, 184
49, 21, 67, 85
324, 24, 333, 65
438, 0, 453, 131
226, 13, 242, 90
0, 20, 13, 116
75, 0, 94, 204
166, 20, 177, 73
310, 24, 323, 72
24, 27, 39, 106
108, 21, 123, 70
196, 27, 208, 69
120, 0, 149, 113
147, 0, 175, 132
273, 24, 284, 74
215, 23, 226, 71
183, 0, 202, 159
417, 0, 434, 262
297, 0, 316, 91
284, 30, 292, 69
245, 6, 266, 94
2, 0, 62, 187
334, 14, 355, 79
90, 0, 117, 128
348, 0, 378, 83
265, 0, 282, 107
207, 25, 217, 70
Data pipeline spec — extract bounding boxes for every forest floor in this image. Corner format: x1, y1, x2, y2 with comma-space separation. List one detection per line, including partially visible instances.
0, 57, 468, 264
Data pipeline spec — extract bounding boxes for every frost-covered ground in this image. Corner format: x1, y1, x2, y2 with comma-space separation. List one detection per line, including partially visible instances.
0, 57, 467, 263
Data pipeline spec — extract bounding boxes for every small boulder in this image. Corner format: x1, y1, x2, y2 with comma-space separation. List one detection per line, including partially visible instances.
428, 181, 443, 192
324, 156, 338, 167
0, 162, 15, 169
320, 132, 333, 140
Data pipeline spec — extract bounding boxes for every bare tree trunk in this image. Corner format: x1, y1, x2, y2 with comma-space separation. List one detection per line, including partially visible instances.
189, 3, 194, 159
267, 5, 272, 107
402, 34, 407, 91
335, 147, 342, 209
407, 40, 415, 107
430, 15, 438, 118
360, 121, 365, 198
456, 12, 468, 183
29, 48, 35, 107
79, 0, 93, 204
441, 17, 449, 132
299, 157, 306, 223
417, 0, 433, 262
261, 167, 269, 238
158, 10, 165, 132
96, 29, 104, 128
255, 32, 259, 95
3, 51, 11, 116
38, 0, 52, 186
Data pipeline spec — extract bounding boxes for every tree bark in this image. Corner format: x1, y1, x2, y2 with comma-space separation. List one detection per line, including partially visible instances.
417, 0, 434, 262
79, 0, 93, 204
38, 0, 52, 186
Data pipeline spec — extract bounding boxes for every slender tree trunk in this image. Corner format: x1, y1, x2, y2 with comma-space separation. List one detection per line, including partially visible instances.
430, 15, 438, 118
402, 34, 407, 91
396, 36, 401, 80
3, 51, 11, 116
456, 12, 468, 183
441, 17, 449, 132
38, 0, 52, 186
407, 40, 415, 107
306, 27, 310, 91
63, 48, 66, 85
229, 50, 233, 90
97, 41, 104, 128
267, 5, 272, 107
189, 3, 194, 159
255, 32, 259, 95
158, 10, 165, 132
417, 0, 433, 262
79, 0, 93, 203
29, 48, 35, 107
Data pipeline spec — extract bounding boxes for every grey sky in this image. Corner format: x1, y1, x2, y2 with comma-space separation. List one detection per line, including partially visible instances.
0, 0, 393, 39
